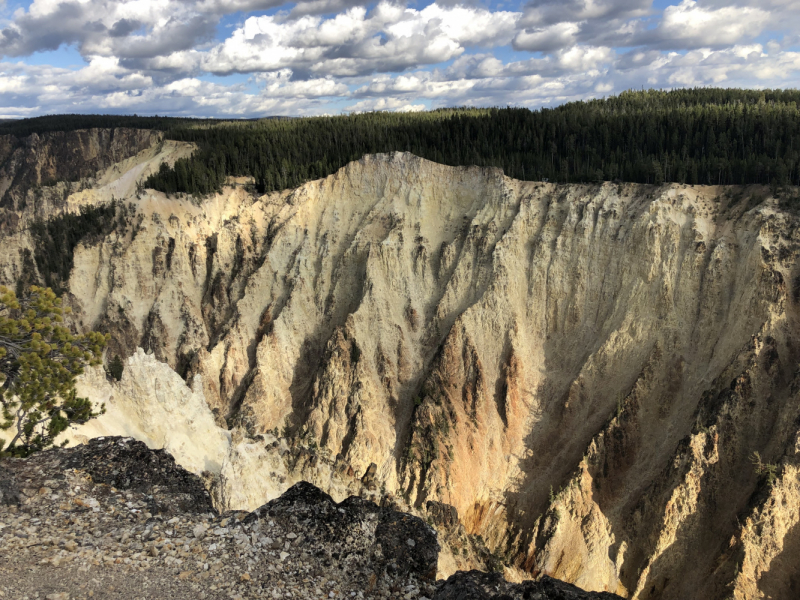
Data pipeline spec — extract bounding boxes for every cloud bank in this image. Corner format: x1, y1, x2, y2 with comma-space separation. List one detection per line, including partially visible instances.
0, 0, 798, 117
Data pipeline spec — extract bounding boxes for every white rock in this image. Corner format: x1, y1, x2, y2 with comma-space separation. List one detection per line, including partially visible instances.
60, 349, 231, 476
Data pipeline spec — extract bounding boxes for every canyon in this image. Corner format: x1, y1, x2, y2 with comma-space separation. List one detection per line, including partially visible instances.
1, 128, 799, 600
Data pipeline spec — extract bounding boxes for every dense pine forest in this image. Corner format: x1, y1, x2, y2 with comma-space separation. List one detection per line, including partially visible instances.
5, 88, 800, 195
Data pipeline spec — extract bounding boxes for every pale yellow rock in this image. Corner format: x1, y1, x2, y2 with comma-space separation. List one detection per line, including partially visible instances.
3, 140, 800, 600
59, 348, 231, 475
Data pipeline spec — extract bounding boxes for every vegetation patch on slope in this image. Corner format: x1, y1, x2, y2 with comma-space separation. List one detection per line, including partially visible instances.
30, 203, 118, 294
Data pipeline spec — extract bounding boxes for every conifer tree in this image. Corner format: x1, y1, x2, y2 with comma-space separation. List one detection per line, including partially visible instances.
108, 354, 124, 382
0, 286, 107, 457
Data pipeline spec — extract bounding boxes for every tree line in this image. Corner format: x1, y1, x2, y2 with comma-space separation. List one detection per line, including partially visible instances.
144, 89, 800, 194
6, 88, 800, 196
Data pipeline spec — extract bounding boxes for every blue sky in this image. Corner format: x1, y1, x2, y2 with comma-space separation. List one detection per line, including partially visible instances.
0, 0, 798, 118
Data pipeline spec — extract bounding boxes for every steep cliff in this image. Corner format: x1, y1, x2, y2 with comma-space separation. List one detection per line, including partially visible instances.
0, 132, 192, 289
0, 128, 163, 219
2, 141, 799, 600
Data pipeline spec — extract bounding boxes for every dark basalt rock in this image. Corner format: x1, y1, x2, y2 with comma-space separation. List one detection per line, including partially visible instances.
62, 436, 215, 516
0, 476, 21, 506
375, 509, 439, 580
247, 481, 439, 580
426, 500, 459, 528
433, 571, 623, 600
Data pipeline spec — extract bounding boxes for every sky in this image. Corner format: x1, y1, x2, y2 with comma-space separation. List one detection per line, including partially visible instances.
0, 0, 799, 118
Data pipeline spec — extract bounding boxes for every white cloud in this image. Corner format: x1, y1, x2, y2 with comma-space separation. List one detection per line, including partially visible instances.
0, 57, 337, 118
199, 2, 519, 77
513, 22, 579, 52
519, 0, 651, 27
0, 0, 798, 118
0, 0, 292, 61
449, 46, 613, 79
289, 0, 370, 18
652, 0, 770, 49
345, 96, 426, 112
256, 69, 350, 97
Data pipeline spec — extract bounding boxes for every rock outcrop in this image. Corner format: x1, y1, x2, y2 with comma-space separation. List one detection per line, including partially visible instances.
69, 349, 231, 475
0, 128, 162, 219
435, 571, 623, 600
0, 438, 614, 600
1, 136, 800, 599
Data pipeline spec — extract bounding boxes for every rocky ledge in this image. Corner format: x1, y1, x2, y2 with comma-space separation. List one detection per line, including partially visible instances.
0, 438, 620, 600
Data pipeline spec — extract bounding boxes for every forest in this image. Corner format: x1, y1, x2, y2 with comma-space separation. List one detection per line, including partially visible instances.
5, 88, 800, 195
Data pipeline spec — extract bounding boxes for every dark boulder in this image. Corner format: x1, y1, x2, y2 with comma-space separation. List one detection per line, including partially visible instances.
433, 570, 623, 600
247, 481, 439, 581
0, 476, 21, 506
62, 436, 215, 516
426, 500, 459, 528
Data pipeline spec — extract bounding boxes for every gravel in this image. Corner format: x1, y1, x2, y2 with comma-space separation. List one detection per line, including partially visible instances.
0, 437, 437, 600
0, 437, 621, 600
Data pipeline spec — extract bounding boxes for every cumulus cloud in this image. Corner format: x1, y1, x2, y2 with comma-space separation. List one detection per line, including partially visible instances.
519, 0, 651, 28
448, 46, 613, 79
0, 58, 333, 118
345, 96, 426, 112
0, 0, 283, 60
0, 0, 799, 118
255, 69, 350, 97
289, 0, 371, 18
199, 2, 519, 77
650, 46, 800, 87
513, 22, 579, 52
645, 0, 771, 49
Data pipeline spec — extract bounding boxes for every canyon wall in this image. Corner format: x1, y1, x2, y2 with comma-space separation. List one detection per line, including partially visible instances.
2, 134, 799, 599
0, 128, 163, 226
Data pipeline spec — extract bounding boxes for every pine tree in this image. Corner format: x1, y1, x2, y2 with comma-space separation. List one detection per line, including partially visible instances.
0, 286, 107, 457
108, 355, 124, 382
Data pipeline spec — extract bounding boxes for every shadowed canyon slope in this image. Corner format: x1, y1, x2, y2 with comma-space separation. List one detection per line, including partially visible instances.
0, 128, 162, 216
2, 132, 800, 600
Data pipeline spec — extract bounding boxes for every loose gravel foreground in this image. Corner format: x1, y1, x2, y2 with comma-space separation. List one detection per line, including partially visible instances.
0, 437, 620, 600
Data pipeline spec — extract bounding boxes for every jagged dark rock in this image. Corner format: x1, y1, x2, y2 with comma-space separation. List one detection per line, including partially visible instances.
433, 571, 623, 600
62, 436, 216, 516
247, 480, 439, 580
426, 501, 459, 528
0, 437, 620, 599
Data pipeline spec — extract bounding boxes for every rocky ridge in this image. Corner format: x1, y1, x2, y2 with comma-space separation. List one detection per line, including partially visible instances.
0, 437, 617, 600
1, 131, 799, 599
63, 349, 506, 579
0, 128, 165, 226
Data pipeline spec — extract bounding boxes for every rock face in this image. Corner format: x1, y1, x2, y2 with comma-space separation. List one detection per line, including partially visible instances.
68, 348, 231, 475
435, 571, 623, 600
0, 438, 613, 600
1, 137, 800, 599
0, 127, 161, 219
